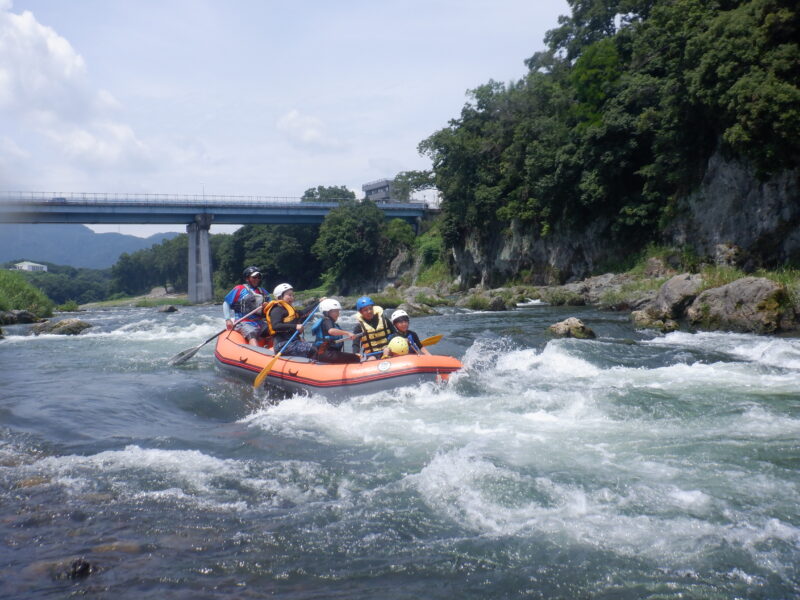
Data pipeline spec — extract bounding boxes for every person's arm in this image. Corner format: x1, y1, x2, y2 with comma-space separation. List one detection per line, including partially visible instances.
351, 323, 364, 353
222, 301, 234, 330
411, 331, 430, 355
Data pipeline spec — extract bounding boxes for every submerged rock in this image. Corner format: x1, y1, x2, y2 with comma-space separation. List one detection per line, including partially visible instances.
631, 310, 680, 333
32, 318, 93, 336
548, 317, 596, 339
686, 277, 795, 333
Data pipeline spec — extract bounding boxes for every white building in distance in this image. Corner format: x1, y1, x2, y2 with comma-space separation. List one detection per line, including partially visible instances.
12, 261, 48, 272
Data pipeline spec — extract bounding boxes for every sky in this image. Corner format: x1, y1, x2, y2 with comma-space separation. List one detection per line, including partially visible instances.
0, 0, 569, 236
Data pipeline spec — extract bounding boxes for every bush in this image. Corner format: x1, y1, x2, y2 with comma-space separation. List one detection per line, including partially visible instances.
56, 300, 81, 312
539, 288, 585, 306
0, 270, 54, 317
465, 295, 490, 310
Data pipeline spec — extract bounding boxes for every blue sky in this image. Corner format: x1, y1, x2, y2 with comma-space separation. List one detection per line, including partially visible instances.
0, 0, 569, 236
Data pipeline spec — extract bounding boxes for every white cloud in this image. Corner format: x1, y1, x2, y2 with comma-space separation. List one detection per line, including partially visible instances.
0, 2, 151, 173
276, 109, 344, 152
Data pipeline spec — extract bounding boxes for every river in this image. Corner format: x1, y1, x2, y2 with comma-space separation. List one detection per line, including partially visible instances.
1, 303, 798, 599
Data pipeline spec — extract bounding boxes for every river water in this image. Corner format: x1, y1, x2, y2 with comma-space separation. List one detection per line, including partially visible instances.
1, 303, 798, 599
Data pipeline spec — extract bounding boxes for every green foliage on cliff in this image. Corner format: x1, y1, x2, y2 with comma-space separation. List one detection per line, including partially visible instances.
0, 270, 54, 317
421, 0, 799, 252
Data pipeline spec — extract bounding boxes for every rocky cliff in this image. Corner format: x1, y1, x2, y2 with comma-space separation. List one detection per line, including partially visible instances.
451, 151, 799, 288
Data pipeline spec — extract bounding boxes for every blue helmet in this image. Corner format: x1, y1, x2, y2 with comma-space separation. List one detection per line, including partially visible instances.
356, 296, 374, 310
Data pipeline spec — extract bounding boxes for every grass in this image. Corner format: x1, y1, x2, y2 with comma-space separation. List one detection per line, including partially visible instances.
56, 300, 81, 312
539, 288, 585, 306
416, 260, 450, 287
415, 293, 452, 307
134, 298, 193, 307
599, 278, 667, 307
0, 270, 54, 318
464, 295, 490, 310
370, 292, 404, 308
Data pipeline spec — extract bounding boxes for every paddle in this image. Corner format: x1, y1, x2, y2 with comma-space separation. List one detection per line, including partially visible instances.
167, 305, 264, 366
420, 334, 443, 347
253, 303, 320, 388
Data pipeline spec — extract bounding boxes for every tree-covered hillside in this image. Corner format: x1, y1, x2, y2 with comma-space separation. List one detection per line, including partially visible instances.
422, 0, 799, 255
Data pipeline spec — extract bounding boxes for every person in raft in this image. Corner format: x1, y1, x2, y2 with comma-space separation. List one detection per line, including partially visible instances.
351, 295, 396, 358
381, 335, 410, 358
388, 309, 430, 355
311, 299, 361, 364
264, 283, 318, 358
222, 266, 271, 346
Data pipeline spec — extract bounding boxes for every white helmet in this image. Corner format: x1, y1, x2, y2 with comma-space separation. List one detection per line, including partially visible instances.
319, 298, 342, 314
273, 283, 293, 299
391, 309, 409, 323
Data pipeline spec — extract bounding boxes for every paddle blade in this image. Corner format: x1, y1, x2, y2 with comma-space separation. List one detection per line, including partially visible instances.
253, 353, 280, 388
420, 334, 443, 347
167, 346, 201, 366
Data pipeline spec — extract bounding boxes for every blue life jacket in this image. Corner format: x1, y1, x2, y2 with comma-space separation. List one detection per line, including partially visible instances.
312, 317, 344, 350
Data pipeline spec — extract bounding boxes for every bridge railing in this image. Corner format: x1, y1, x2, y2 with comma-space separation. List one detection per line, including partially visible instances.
0, 191, 430, 210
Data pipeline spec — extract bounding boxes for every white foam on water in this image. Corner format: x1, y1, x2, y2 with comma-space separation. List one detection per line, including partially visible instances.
647, 330, 800, 370
516, 298, 546, 307
408, 447, 800, 568
0, 316, 222, 344
23, 445, 334, 512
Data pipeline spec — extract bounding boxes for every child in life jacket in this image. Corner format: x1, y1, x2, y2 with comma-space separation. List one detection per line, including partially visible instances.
381, 335, 410, 358
388, 309, 430, 355
311, 299, 361, 364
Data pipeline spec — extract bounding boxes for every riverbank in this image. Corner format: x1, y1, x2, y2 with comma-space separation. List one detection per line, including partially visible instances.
338, 258, 800, 336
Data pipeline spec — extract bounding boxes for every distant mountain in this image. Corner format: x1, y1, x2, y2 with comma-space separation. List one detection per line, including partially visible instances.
0, 224, 180, 269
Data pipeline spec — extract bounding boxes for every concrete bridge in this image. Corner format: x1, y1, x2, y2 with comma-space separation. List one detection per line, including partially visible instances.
0, 192, 432, 302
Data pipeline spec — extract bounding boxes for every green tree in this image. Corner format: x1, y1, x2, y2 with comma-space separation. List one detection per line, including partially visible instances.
301, 185, 356, 202
312, 199, 388, 290
391, 170, 435, 201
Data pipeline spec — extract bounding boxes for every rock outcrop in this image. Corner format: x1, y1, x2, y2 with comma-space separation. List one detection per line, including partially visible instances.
686, 277, 795, 333
0, 310, 39, 325
666, 152, 800, 269
450, 152, 798, 288
32, 318, 92, 336
547, 317, 596, 339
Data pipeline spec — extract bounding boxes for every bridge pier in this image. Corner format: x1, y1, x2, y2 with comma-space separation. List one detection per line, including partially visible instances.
187, 214, 213, 303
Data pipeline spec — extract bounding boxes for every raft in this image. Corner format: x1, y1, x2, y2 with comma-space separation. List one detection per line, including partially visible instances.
214, 330, 462, 398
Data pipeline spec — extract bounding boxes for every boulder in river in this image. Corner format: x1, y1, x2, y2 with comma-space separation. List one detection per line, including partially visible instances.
157, 305, 178, 313
686, 277, 795, 333
631, 310, 679, 333
395, 302, 436, 318
32, 318, 93, 336
548, 317, 596, 339
650, 273, 705, 319
0, 310, 39, 325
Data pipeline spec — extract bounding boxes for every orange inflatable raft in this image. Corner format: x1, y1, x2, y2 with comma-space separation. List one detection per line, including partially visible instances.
215, 330, 462, 398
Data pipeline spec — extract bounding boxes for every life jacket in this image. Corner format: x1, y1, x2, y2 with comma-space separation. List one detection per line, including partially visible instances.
263, 300, 298, 336
312, 317, 343, 351
355, 306, 391, 353
230, 284, 268, 321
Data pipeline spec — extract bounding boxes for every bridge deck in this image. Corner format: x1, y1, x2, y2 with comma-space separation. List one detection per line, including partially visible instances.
0, 192, 432, 225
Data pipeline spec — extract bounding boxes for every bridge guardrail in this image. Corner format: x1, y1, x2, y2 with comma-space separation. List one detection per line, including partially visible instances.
0, 191, 429, 211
